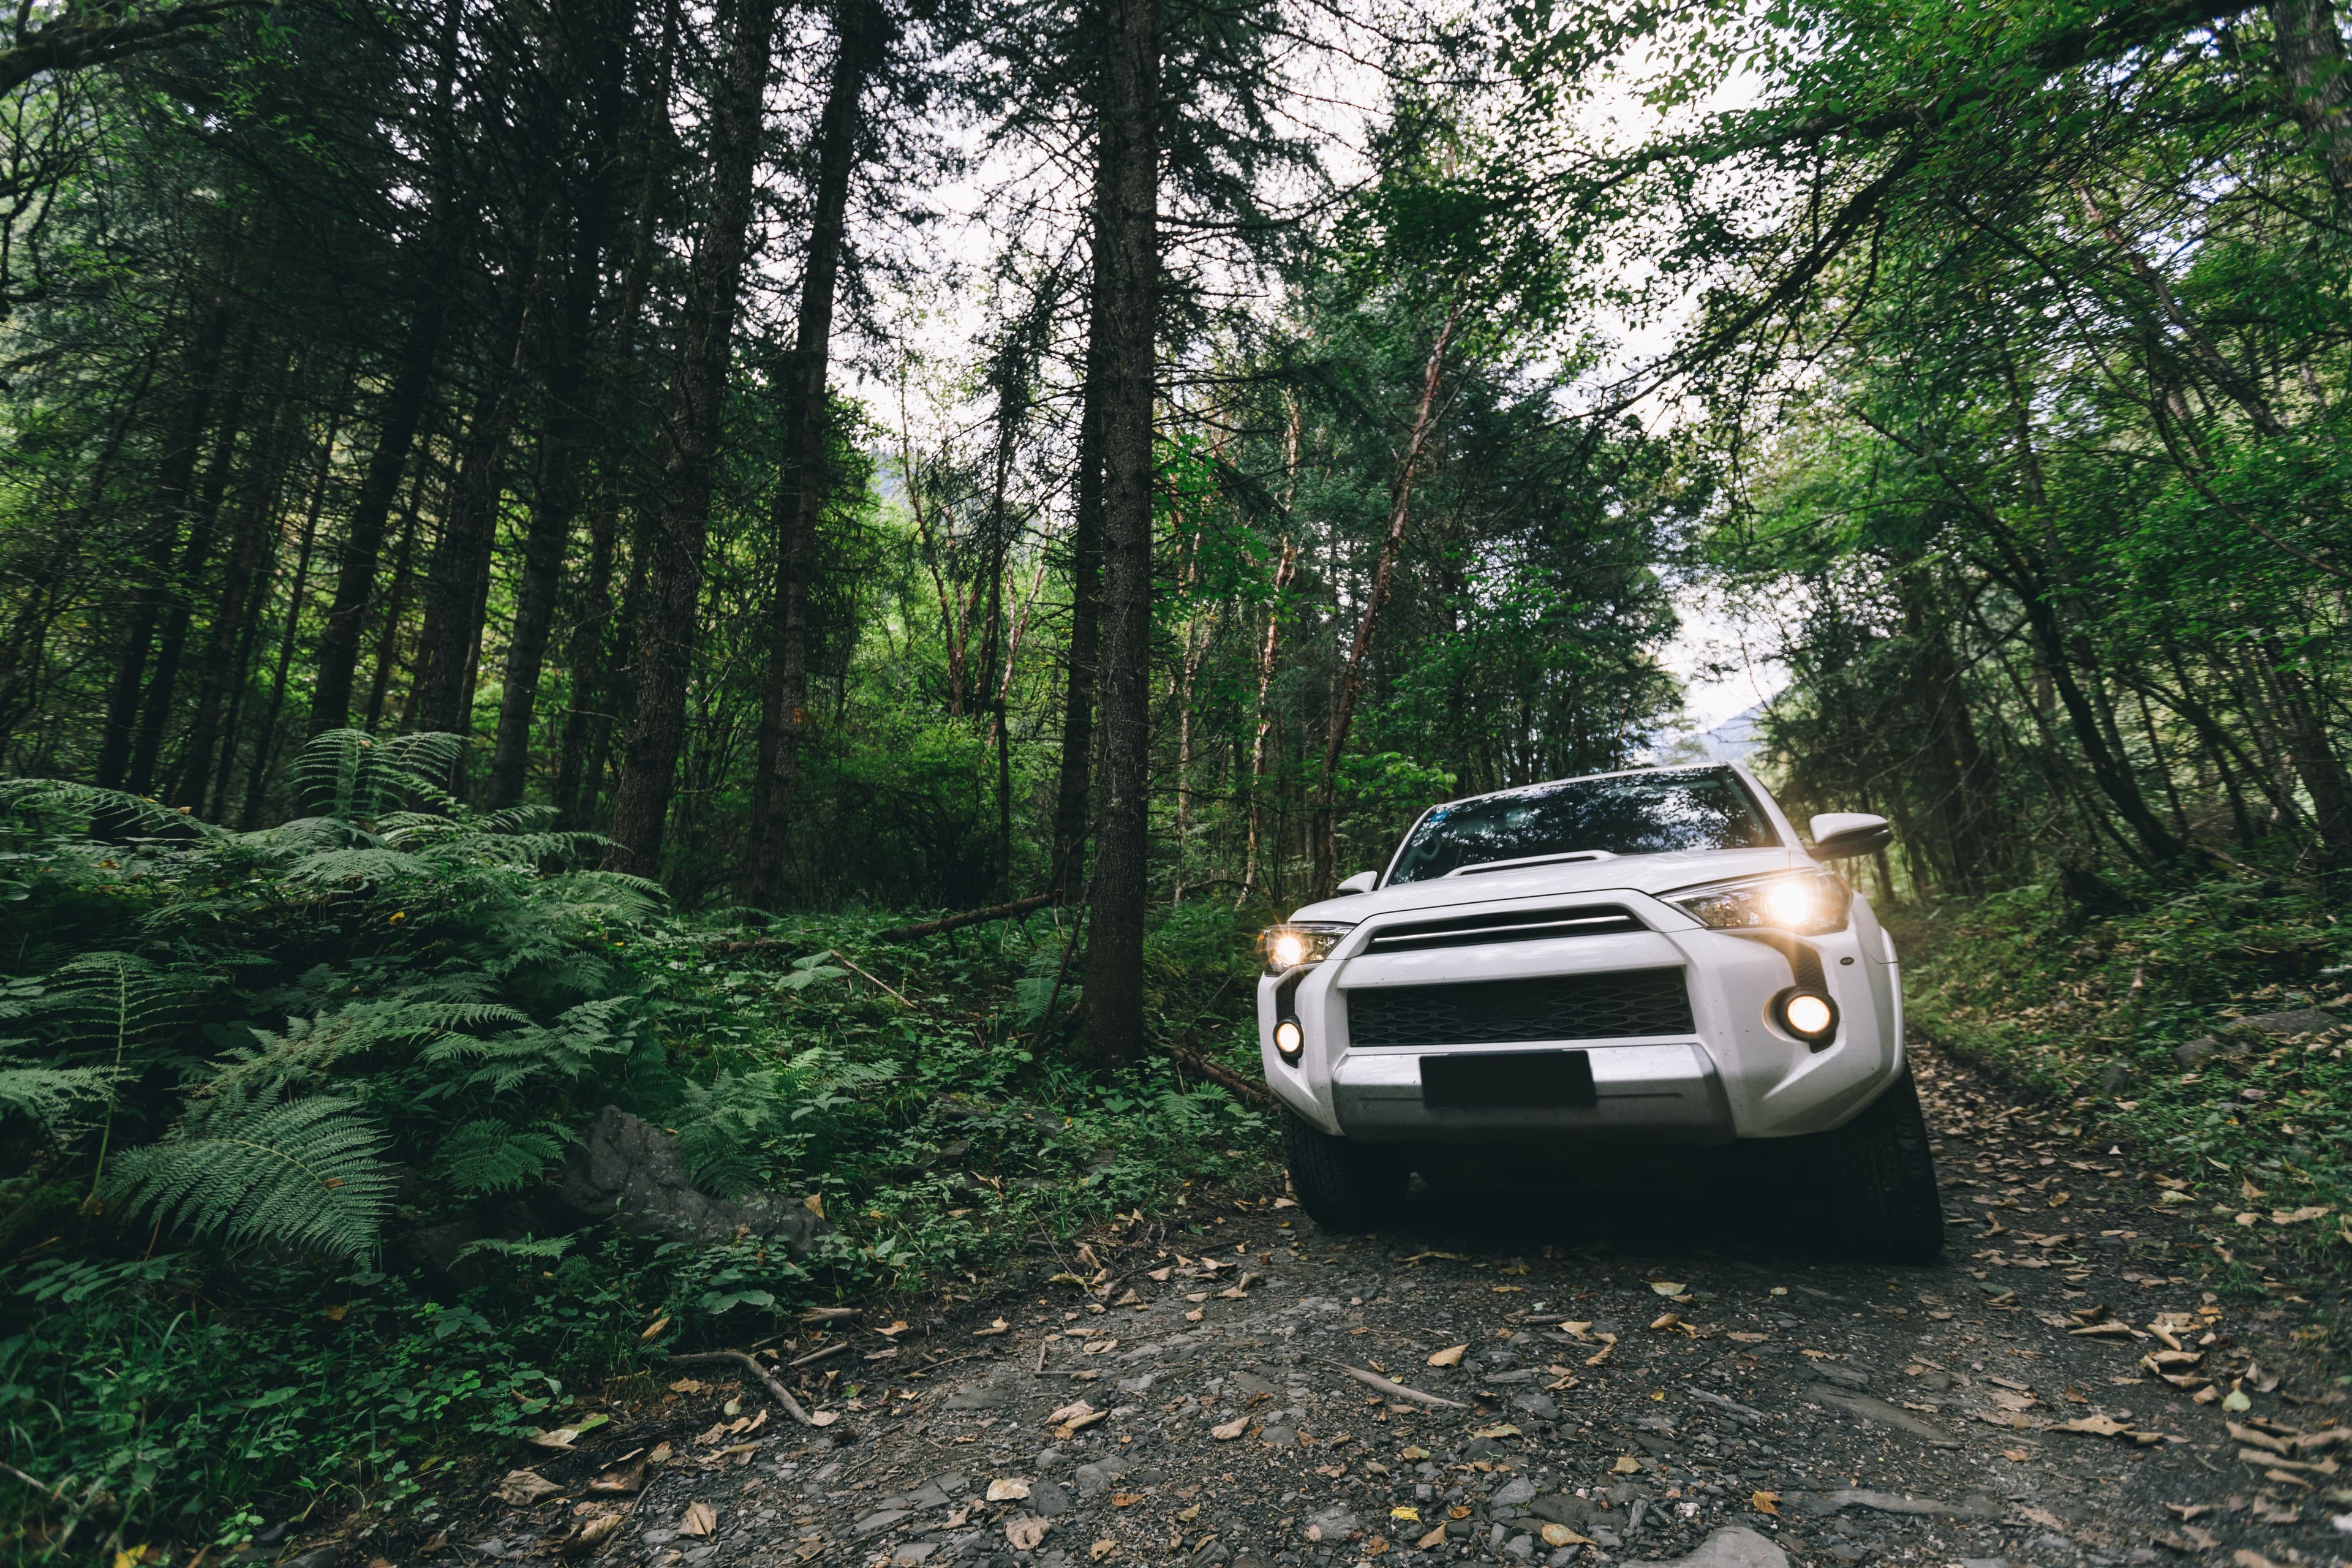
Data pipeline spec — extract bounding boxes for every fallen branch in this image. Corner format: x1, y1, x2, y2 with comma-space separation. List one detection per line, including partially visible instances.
787, 1341, 853, 1370
878, 892, 1057, 943
666, 1350, 819, 1427
1332, 1362, 1467, 1409
829, 950, 921, 1011
1174, 1046, 1274, 1108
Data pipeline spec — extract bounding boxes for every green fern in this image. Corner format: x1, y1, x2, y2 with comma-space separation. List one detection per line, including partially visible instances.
436, 1118, 566, 1196
107, 1090, 396, 1257
0, 1062, 116, 1131
293, 728, 464, 820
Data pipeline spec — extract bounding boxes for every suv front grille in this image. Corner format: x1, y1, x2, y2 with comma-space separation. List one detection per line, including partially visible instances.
1364, 904, 1646, 955
1344, 968, 1693, 1047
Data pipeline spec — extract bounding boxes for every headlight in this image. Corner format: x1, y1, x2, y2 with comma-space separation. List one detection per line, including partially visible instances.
1664, 870, 1851, 935
1273, 1019, 1305, 1060
1261, 922, 1354, 974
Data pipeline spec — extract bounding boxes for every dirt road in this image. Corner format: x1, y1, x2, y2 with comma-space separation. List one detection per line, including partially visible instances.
436, 1044, 2346, 1568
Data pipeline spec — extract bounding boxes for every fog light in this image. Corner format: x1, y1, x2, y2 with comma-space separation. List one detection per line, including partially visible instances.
1774, 989, 1838, 1042
1274, 1018, 1304, 1060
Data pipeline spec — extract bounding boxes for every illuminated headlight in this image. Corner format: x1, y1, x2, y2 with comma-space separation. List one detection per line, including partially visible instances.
1261, 922, 1354, 974
1273, 1019, 1305, 1060
1665, 870, 1852, 935
1774, 989, 1839, 1043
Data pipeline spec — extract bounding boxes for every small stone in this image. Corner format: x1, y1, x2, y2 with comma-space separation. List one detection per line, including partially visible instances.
1259, 1426, 1297, 1448
2027, 1534, 2076, 1560
1496, 1479, 1539, 1508
895, 1547, 941, 1566
1507, 1536, 1537, 1560
857, 1510, 912, 1537
1072, 1462, 1126, 1497
1306, 1508, 1361, 1539
1626, 1527, 1790, 1568
1030, 1481, 1074, 1517
1514, 1394, 1562, 1420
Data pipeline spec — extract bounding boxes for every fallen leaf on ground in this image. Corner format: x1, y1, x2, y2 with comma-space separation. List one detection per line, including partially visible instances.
1613, 1456, 1641, 1474
497, 1469, 562, 1506
640, 1315, 671, 1341
1112, 1493, 1144, 1507
2003, 1449, 2029, 1462
1419, 1523, 1447, 1549
679, 1502, 717, 1537
1005, 1517, 1050, 1550
1544, 1524, 1593, 1547
559, 1515, 626, 1556
1427, 1344, 1467, 1366
1212, 1416, 1249, 1439
587, 1455, 646, 1495
1752, 1491, 1780, 1515
974, 1318, 1009, 1336
1469, 1424, 1520, 1439
1651, 1281, 1687, 1297
1365, 1535, 1391, 1555
1090, 1539, 1116, 1562
988, 1479, 1031, 1502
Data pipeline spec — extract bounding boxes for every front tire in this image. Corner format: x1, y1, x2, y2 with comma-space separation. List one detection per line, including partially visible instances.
1819, 1070, 1943, 1261
1281, 1107, 1407, 1231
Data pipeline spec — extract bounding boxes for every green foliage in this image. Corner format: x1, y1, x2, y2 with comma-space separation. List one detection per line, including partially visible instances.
0, 735, 1278, 1555
108, 1089, 397, 1257
1907, 872, 2352, 1295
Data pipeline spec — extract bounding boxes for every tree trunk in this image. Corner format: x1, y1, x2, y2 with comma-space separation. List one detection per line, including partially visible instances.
1238, 395, 1302, 906
2264, 632, 2352, 867
555, 0, 680, 829
603, 0, 780, 877
127, 325, 260, 796
486, 7, 627, 810
178, 354, 303, 807
240, 404, 341, 828
96, 294, 235, 789
1050, 323, 1106, 898
1311, 303, 1459, 897
744, 0, 885, 905
413, 221, 548, 742
305, 0, 465, 737
2270, 0, 2352, 213
1081, 0, 1162, 1066
363, 486, 425, 734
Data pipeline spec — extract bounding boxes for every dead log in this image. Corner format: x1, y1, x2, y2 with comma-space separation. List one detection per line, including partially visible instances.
876, 891, 1057, 943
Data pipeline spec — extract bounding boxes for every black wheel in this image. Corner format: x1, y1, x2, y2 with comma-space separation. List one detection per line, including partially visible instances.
1819, 1070, 1944, 1261
1281, 1107, 1408, 1231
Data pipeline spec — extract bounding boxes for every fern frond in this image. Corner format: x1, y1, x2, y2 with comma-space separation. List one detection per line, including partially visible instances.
435, 1118, 565, 1196
107, 1092, 394, 1257
0, 778, 224, 840
294, 729, 463, 820
418, 995, 636, 1092
0, 1063, 116, 1131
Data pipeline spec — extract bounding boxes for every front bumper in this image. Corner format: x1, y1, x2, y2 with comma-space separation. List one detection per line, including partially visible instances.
1258, 891, 1902, 1145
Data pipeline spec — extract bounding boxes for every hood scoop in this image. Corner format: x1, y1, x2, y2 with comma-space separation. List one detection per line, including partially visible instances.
1363, 903, 1647, 956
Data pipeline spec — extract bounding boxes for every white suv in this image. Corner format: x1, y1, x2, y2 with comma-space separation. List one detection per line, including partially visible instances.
1257, 763, 1941, 1259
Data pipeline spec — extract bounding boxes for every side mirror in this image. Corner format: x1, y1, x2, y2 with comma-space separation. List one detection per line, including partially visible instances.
1809, 812, 1893, 861
1335, 870, 1378, 895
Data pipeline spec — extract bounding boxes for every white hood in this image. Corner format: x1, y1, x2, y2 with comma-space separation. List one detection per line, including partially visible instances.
1285, 845, 1814, 924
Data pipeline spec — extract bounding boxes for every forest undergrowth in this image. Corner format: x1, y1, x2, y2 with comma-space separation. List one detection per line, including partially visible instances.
0, 734, 1276, 1559
1901, 866, 2352, 1325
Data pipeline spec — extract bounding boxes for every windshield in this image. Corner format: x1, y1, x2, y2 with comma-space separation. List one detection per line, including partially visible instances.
1385, 768, 1779, 884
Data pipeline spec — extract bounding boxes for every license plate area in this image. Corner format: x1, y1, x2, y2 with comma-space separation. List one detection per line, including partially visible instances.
1419, 1050, 1596, 1110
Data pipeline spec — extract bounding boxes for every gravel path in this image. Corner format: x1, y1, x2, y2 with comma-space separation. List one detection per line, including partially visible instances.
431, 1044, 2346, 1568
